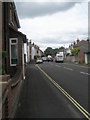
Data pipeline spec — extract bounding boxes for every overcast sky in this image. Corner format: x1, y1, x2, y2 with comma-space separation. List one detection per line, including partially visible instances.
15, 1, 88, 52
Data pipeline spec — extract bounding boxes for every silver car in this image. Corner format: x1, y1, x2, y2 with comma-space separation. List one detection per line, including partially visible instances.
36, 58, 43, 64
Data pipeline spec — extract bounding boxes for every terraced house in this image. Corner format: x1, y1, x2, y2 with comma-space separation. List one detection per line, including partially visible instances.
73, 39, 90, 64
27, 41, 43, 63
0, 1, 27, 119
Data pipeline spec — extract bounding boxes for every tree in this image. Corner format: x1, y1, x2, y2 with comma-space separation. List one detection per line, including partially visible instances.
53, 48, 59, 56
44, 47, 65, 56
71, 47, 80, 56
44, 47, 53, 56
59, 46, 65, 52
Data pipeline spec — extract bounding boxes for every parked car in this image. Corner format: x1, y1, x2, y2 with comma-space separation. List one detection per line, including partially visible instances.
36, 58, 43, 64
47, 55, 53, 62
41, 57, 47, 61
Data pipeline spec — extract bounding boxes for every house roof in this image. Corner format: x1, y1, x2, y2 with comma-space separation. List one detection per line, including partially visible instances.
9, 25, 27, 43
80, 44, 89, 53
74, 40, 90, 53
28, 41, 43, 53
12, 2, 20, 28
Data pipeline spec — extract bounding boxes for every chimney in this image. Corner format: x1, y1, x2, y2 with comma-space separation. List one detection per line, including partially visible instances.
77, 37, 79, 44
30, 39, 31, 44
87, 38, 89, 42
33, 42, 34, 45
73, 41, 75, 46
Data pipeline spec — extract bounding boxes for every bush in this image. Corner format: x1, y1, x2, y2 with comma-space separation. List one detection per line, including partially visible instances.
71, 47, 80, 56
0, 51, 7, 75
88, 61, 90, 65
78, 60, 84, 64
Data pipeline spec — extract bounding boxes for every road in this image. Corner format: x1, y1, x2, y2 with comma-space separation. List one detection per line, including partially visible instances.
14, 62, 89, 119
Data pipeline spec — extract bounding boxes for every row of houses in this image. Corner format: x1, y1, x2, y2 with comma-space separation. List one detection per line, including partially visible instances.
65, 38, 90, 64
27, 40, 43, 63
0, 1, 27, 119
26, 38, 90, 65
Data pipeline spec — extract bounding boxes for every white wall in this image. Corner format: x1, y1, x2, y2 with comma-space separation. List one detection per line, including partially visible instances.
66, 48, 71, 55
24, 43, 27, 62
31, 47, 35, 60
85, 53, 88, 64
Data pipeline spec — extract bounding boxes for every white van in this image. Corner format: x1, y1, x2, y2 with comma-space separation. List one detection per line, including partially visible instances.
55, 52, 64, 62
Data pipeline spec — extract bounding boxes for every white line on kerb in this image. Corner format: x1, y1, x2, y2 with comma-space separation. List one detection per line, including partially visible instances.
0, 82, 8, 84
63, 67, 73, 71
80, 72, 90, 76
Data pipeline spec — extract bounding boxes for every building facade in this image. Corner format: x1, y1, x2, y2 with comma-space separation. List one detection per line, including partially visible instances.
66, 38, 90, 64
1, 1, 27, 119
2, 2, 27, 77
27, 41, 43, 63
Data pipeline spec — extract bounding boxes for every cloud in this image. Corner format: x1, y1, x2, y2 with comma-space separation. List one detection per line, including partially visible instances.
16, 2, 78, 19
14, 0, 89, 2
17, 2, 88, 52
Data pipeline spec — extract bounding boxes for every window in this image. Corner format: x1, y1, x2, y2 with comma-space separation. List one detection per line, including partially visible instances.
10, 38, 18, 66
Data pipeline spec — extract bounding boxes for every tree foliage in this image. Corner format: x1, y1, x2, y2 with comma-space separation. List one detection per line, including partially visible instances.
44, 47, 65, 56
53, 48, 59, 56
44, 47, 53, 56
71, 47, 80, 56
59, 46, 65, 51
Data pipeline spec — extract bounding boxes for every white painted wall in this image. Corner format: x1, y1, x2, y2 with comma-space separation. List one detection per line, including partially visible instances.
85, 53, 88, 64
31, 47, 35, 60
24, 43, 27, 62
66, 48, 71, 55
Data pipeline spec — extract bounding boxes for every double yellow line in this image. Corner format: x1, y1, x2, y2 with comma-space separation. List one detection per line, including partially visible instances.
36, 64, 90, 119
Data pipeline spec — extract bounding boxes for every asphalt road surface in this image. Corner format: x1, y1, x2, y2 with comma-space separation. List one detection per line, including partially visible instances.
14, 62, 89, 119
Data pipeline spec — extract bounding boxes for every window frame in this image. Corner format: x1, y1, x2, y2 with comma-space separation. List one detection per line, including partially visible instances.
10, 38, 18, 66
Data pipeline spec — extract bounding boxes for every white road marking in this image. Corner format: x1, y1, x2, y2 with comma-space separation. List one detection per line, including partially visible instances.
63, 67, 73, 71
80, 72, 90, 76
55, 65, 62, 67
63, 63, 90, 69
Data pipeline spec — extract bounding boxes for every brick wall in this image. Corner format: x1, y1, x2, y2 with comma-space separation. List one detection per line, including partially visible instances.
0, 1, 2, 51
78, 51, 85, 63
2, 68, 23, 119
8, 29, 24, 77
8, 2, 19, 31
0, 3, 2, 119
